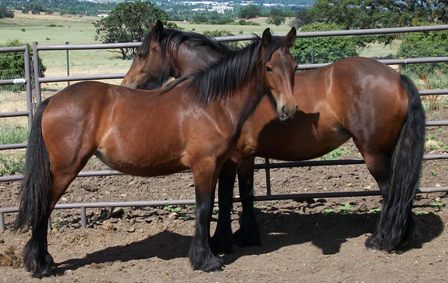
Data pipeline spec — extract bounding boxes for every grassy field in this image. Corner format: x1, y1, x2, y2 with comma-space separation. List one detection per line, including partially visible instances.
0, 12, 296, 80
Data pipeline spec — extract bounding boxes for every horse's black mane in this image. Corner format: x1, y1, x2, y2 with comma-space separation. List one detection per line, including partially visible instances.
140, 28, 232, 58
188, 36, 287, 103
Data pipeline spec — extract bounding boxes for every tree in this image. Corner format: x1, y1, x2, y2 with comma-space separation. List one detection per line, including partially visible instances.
292, 22, 358, 64
290, 8, 312, 28
239, 4, 260, 19
266, 8, 286, 26
0, 40, 46, 92
0, 3, 14, 18
308, 0, 448, 30
398, 30, 448, 76
93, 1, 172, 59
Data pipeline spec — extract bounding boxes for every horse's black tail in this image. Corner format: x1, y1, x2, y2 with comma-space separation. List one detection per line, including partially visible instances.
14, 98, 52, 231
366, 74, 425, 251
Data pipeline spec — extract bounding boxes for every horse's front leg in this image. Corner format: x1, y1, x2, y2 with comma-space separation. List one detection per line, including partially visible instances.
189, 158, 223, 271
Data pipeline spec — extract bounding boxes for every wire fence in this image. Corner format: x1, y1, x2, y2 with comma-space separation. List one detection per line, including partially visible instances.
1, 25, 448, 231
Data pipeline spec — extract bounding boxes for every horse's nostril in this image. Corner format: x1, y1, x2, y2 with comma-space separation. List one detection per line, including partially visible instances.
281, 105, 287, 113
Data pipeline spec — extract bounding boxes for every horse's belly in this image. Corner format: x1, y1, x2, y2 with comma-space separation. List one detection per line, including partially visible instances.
96, 147, 188, 177
240, 110, 350, 161
96, 127, 188, 177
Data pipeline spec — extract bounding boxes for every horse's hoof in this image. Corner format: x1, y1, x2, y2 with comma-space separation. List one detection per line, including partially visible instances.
365, 234, 395, 252
31, 263, 54, 278
199, 255, 223, 272
189, 246, 224, 272
365, 234, 383, 250
233, 228, 261, 247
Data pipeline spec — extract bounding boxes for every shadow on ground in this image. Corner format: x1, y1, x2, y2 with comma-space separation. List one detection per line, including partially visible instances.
57, 210, 444, 273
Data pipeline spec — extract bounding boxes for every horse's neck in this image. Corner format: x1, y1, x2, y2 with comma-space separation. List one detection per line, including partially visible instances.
223, 79, 265, 129
174, 46, 224, 77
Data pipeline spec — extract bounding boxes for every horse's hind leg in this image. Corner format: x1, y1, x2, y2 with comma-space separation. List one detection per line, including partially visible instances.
358, 150, 391, 201
23, 169, 80, 278
211, 160, 237, 254
233, 157, 261, 247
23, 146, 93, 277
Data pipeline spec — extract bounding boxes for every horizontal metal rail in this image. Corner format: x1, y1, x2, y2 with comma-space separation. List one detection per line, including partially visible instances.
420, 89, 448, 96
1, 153, 446, 182
38, 73, 124, 83
427, 120, 448, 126
216, 25, 448, 42
0, 143, 27, 151
36, 42, 141, 51
1, 186, 447, 231
0, 46, 26, 52
0, 78, 27, 85
0, 111, 29, 118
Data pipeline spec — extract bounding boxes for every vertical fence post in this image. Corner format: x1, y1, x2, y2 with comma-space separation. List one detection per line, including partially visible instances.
0, 213, 4, 232
32, 42, 41, 105
80, 207, 87, 228
264, 158, 272, 196
24, 44, 33, 130
66, 41, 70, 86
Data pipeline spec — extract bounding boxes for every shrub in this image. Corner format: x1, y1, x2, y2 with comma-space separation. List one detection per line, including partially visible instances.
203, 30, 238, 49
238, 19, 259, 26
0, 40, 46, 92
0, 124, 28, 176
0, 153, 25, 176
0, 124, 28, 144
292, 22, 358, 64
397, 30, 448, 76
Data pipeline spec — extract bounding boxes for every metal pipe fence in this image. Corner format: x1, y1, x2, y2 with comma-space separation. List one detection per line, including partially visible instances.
1, 24, 448, 231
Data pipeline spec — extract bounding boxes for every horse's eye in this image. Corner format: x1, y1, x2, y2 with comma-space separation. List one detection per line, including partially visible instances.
266, 66, 273, 72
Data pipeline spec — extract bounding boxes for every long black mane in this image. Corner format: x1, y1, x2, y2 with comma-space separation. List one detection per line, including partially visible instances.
140, 28, 232, 58
188, 36, 288, 103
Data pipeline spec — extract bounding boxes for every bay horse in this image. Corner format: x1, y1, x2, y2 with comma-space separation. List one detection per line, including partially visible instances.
14, 28, 298, 277
122, 21, 426, 254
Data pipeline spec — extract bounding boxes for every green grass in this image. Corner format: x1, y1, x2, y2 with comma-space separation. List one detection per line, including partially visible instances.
358, 40, 401, 58
321, 147, 351, 160
339, 202, 353, 214
0, 124, 27, 176
0, 124, 28, 144
0, 153, 25, 176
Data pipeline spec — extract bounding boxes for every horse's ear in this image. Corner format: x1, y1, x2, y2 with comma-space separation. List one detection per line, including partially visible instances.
261, 28, 272, 47
283, 27, 296, 48
151, 20, 164, 42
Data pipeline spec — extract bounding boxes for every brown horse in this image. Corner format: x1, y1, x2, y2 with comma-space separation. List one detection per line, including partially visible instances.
122, 22, 426, 254
14, 28, 298, 277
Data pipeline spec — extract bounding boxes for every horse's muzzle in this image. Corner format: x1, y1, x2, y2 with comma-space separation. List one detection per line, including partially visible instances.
278, 104, 297, 121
